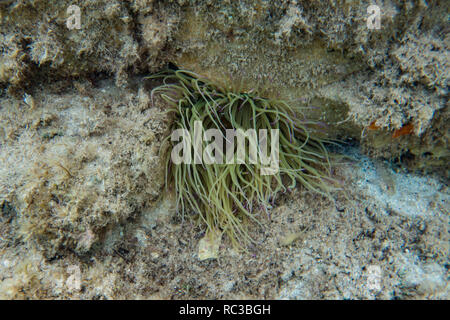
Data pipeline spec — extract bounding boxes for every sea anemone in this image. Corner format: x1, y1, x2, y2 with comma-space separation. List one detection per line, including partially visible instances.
149, 69, 338, 248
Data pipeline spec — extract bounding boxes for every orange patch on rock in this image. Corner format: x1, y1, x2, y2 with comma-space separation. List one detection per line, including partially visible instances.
392, 123, 414, 138
368, 121, 381, 130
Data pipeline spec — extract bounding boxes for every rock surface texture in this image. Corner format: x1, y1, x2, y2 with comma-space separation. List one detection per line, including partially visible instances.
0, 1, 448, 299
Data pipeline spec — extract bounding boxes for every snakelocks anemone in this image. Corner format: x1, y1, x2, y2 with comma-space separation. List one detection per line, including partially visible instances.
149, 69, 339, 248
